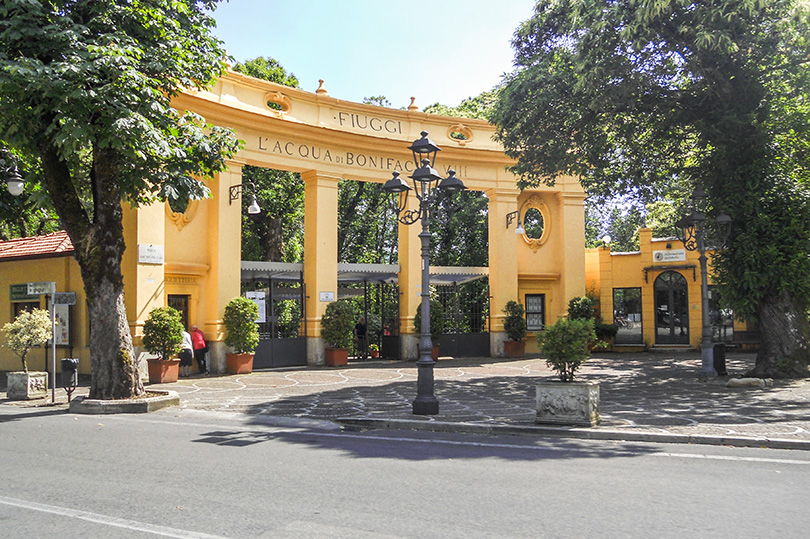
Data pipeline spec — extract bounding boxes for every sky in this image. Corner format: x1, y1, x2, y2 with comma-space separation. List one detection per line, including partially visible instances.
210, 0, 536, 109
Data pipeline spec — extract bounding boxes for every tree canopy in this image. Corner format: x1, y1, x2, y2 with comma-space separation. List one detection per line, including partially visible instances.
0, 0, 239, 397
494, 0, 810, 377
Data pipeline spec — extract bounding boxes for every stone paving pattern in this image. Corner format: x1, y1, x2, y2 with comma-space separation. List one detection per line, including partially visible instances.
6, 351, 809, 444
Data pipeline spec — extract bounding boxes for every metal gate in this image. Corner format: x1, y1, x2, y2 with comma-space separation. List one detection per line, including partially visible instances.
250, 279, 307, 369
436, 278, 490, 358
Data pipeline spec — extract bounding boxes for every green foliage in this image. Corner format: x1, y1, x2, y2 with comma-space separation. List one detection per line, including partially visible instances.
413, 299, 445, 345
338, 179, 398, 263
363, 96, 392, 108
568, 296, 594, 321
594, 322, 619, 341
503, 301, 528, 342
424, 89, 500, 121
320, 300, 355, 349
585, 200, 645, 251
2, 308, 52, 372
142, 307, 184, 361
224, 297, 260, 354
494, 0, 810, 371
540, 318, 596, 382
232, 57, 299, 87
430, 190, 489, 266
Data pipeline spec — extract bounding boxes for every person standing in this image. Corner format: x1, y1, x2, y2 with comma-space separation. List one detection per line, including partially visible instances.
191, 324, 209, 375
179, 328, 193, 377
353, 317, 367, 360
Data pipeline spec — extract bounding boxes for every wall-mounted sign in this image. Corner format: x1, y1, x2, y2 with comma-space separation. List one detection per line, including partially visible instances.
27, 281, 55, 295
319, 291, 335, 302
653, 249, 686, 263
245, 291, 266, 323
138, 244, 164, 265
10, 284, 40, 302
53, 292, 77, 305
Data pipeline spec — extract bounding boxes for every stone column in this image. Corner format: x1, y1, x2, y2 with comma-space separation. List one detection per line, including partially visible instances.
397, 192, 421, 360
203, 162, 244, 373
302, 170, 340, 366
556, 187, 587, 306
486, 188, 521, 357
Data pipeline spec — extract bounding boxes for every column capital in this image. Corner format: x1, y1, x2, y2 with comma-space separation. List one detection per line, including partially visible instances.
301, 170, 342, 187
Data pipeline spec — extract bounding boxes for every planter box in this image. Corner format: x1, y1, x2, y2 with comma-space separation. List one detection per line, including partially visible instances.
226, 353, 254, 374
147, 359, 180, 384
536, 380, 600, 427
504, 340, 525, 358
6, 371, 48, 400
325, 347, 348, 367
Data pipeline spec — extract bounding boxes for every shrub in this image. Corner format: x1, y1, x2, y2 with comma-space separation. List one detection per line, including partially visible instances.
540, 318, 596, 382
502, 300, 527, 341
320, 300, 355, 349
413, 299, 445, 345
594, 322, 619, 341
567, 296, 594, 321
142, 306, 184, 361
2, 308, 52, 372
224, 296, 260, 354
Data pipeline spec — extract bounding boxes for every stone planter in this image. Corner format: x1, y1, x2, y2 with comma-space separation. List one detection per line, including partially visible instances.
6, 371, 48, 400
503, 340, 525, 358
536, 380, 600, 427
226, 353, 254, 374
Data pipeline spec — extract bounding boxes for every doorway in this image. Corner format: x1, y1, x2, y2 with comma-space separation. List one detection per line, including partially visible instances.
654, 271, 689, 345
168, 294, 190, 330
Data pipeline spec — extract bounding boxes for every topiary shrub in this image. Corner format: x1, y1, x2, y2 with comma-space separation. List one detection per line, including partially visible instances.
540, 318, 596, 382
2, 308, 52, 372
594, 322, 619, 341
321, 300, 355, 349
503, 300, 527, 341
567, 296, 594, 321
413, 299, 445, 345
142, 306, 184, 361
224, 296, 260, 354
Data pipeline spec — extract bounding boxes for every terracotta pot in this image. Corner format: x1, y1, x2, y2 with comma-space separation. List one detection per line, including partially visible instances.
226, 353, 254, 374
432, 345, 440, 361
325, 347, 348, 366
370, 350, 380, 359
147, 359, 180, 384
504, 340, 525, 358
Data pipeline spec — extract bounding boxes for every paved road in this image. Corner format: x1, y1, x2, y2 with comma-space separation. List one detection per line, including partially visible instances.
2, 406, 809, 538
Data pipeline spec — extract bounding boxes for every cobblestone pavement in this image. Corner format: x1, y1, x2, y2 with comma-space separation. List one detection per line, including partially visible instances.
7, 351, 809, 447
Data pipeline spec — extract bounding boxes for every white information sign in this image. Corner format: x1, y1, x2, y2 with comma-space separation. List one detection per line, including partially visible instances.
138, 244, 165, 265
246, 291, 266, 323
319, 291, 335, 302
27, 281, 55, 295
653, 249, 686, 263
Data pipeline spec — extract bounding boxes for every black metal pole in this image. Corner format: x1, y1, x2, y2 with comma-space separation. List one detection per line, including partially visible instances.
697, 222, 716, 378
413, 183, 438, 415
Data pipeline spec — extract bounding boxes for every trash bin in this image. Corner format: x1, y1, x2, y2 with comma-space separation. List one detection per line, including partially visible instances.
61, 357, 79, 389
713, 343, 727, 376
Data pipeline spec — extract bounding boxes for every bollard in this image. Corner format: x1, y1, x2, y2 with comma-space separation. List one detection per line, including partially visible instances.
61, 358, 79, 402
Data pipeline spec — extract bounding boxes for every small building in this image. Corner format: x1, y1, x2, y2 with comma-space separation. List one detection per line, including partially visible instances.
585, 228, 748, 350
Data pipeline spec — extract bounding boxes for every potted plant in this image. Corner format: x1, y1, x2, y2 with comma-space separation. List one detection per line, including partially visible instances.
594, 321, 619, 351
224, 296, 260, 374
368, 343, 380, 359
2, 308, 52, 400
321, 300, 354, 366
142, 306, 183, 384
413, 299, 445, 360
536, 317, 600, 426
502, 300, 527, 357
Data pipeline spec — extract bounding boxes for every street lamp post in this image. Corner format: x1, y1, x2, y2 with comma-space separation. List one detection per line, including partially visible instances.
675, 187, 731, 378
1, 149, 24, 197
382, 131, 466, 415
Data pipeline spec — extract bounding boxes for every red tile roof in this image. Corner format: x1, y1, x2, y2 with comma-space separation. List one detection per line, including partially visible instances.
0, 231, 74, 261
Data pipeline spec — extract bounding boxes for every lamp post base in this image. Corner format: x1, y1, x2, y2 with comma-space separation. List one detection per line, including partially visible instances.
413, 397, 439, 415
700, 344, 717, 379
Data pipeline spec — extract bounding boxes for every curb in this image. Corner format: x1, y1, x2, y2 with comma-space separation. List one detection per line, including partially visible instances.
69, 390, 180, 414
336, 417, 810, 451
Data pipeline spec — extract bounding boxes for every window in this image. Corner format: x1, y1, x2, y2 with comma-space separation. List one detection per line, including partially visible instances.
613, 288, 642, 344
525, 294, 545, 331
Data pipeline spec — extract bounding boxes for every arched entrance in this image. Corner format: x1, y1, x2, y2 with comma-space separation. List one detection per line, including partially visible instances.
654, 271, 689, 345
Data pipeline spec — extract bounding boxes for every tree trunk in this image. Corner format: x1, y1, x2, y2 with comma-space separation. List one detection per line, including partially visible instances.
748, 291, 810, 379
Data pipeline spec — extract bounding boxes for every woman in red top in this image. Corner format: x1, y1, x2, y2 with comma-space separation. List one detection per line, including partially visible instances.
190, 325, 209, 375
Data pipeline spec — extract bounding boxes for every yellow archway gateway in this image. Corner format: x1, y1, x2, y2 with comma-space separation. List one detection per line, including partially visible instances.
122, 72, 586, 370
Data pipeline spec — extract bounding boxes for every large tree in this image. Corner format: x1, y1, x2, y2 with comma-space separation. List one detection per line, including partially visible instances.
494, 1, 810, 377
0, 0, 238, 398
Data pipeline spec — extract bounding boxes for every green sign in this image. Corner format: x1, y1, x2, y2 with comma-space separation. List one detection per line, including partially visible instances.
10, 284, 39, 302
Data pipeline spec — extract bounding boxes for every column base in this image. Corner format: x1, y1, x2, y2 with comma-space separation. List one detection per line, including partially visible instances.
413, 397, 439, 415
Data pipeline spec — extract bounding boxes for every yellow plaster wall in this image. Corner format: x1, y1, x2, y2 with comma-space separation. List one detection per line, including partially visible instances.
0, 256, 90, 374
